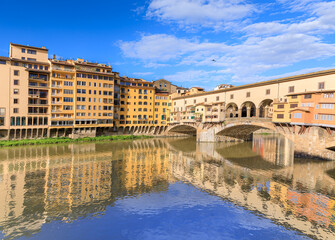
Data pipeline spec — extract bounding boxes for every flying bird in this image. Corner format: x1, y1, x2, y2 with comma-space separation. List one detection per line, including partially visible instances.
212, 59, 216, 62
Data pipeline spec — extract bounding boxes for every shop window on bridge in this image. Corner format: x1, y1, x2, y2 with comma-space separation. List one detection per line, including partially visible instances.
294, 113, 302, 119
324, 93, 334, 98
277, 114, 284, 119
278, 104, 285, 109
304, 94, 312, 99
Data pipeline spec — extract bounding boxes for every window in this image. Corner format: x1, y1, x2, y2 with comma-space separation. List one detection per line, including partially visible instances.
321, 104, 334, 109
64, 89, 73, 94
14, 70, 19, 76
288, 86, 295, 93
266, 89, 270, 95
64, 105, 73, 110
194, 100, 196, 104
27, 58, 36, 61
304, 94, 312, 99
294, 113, 302, 119
314, 114, 318, 120
277, 114, 284, 119
277, 104, 284, 109
318, 82, 325, 90
324, 93, 334, 98
320, 114, 334, 121
13, 108, 19, 113
13, 99, 18, 104
230, 94, 234, 99
13, 89, 19, 94
14, 80, 19, 85
27, 49, 37, 54
204, 98, 207, 102
64, 97, 74, 102
0, 60, 6, 65
290, 104, 298, 108
64, 81, 73, 86
246, 92, 250, 98
21, 48, 26, 53
291, 95, 297, 99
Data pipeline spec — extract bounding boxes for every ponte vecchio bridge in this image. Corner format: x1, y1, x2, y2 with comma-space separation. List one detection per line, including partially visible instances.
166, 69, 335, 160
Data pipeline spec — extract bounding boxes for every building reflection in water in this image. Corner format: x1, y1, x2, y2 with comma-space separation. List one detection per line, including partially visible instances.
0, 140, 171, 239
0, 135, 335, 239
168, 136, 335, 240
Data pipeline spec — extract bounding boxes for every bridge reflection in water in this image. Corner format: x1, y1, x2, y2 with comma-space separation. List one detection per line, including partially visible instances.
0, 136, 334, 239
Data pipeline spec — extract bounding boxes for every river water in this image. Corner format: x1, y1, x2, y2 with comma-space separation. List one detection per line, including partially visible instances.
0, 135, 335, 240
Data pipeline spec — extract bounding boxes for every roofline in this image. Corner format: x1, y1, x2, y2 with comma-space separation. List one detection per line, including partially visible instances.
286, 89, 335, 96
10, 43, 48, 51
173, 68, 335, 100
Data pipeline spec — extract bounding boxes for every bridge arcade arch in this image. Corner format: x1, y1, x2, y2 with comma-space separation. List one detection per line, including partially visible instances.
226, 102, 239, 118
258, 99, 273, 118
240, 101, 256, 118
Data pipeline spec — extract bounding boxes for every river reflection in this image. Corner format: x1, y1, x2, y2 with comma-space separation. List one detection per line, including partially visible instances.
0, 136, 335, 239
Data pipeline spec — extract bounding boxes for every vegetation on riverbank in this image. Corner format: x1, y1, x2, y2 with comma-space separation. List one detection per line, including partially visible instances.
0, 135, 152, 147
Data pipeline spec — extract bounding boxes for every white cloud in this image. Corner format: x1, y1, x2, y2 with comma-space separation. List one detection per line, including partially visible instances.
147, 0, 256, 30
119, 34, 228, 62
132, 72, 154, 76
118, 1, 335, 88
120, 32, 335, 83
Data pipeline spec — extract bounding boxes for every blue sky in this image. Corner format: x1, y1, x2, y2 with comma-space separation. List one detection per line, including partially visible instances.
1, 0, 335, 90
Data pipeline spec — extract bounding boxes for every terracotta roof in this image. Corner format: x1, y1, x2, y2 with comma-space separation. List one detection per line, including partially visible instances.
0, 56, 9, 60
289, 107, 310, 113
50, 60, 74, 66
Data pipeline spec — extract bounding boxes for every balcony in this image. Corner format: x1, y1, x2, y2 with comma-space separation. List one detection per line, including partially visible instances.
28, 83, 49, 89
29, 75, 47, 81
51, 109, 62, 113
51, 101, 63, 105
28, 103, 48, 106
28, 111, 48, 115
51, 85, 62, 88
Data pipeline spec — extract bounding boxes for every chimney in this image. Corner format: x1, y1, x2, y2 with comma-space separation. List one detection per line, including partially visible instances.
42, 46, 46, 49
53, 54, 56, 60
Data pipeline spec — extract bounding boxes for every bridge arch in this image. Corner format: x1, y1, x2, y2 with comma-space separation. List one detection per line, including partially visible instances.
216, 121, 281, 140
167, 124, 197, 136
240, 101, 256, 118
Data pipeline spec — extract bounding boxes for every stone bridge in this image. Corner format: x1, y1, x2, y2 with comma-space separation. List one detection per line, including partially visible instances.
166, 118, 335, 160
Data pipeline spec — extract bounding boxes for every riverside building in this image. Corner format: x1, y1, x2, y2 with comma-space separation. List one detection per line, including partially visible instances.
116, 77, 170, 134
0, 43, 120, 139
